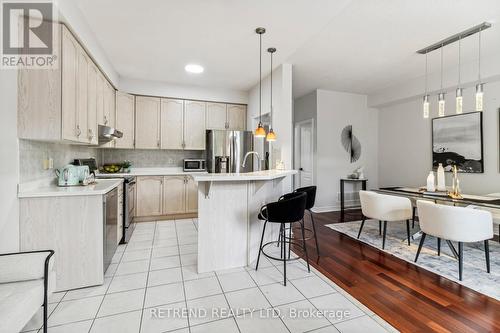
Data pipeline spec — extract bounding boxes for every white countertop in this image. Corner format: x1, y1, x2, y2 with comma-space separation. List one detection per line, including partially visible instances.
18, 178, 123, 198
96, 167, 207, 177
191, 169, 297, 182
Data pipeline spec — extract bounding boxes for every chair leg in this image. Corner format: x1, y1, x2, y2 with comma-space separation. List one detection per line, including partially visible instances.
281, 225, 287, 286
485, 240, 490, 273
458, 242, 463, 281
43, 291, 48, 333
379, 220, 382, 235
414, 232, 427, 262
412, 207, 416, 229
300, 220, 310, 272
406, 220, 411, 246
357, 218, 366, 239
309, 210, 320, 258
382, 221, 387, 249
288, 223, 292, 259
255, 221, 268, 270
277, 224, 282, 248
437, 238, 441, 256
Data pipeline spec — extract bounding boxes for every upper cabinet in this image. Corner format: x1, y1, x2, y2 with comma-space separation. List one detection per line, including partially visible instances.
184, 100, 206, 150
227, 104, 246, 130
206, 102, 246, 131
160, 99, 184, 150
135, 96, 161, 149
115, 92, 135, 149
18, 23, 116, 145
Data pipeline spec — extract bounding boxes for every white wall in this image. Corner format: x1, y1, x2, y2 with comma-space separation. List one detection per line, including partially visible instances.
247, 64, 294, 187
378, 80, 500, 195
0, 70, 20, 252
119, 77, 248, 104
315, 90, 379, 211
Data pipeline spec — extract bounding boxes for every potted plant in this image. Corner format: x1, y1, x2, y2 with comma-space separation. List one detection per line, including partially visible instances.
122, 160, 132, 173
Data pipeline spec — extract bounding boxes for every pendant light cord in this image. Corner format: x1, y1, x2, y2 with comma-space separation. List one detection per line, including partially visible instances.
478, 28, 482, 82
259, 32, 262, 123
440, 44, 444, 91
424, 52, 428, 94
270, 51, 273, 128
458, 37, 461, 85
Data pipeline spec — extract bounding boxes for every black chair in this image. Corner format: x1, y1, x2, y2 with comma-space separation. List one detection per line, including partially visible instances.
295, 186, 320, 257
255, 192, 309, 286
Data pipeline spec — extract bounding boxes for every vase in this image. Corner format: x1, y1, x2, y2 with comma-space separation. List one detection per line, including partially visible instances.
436, 163, 446, 191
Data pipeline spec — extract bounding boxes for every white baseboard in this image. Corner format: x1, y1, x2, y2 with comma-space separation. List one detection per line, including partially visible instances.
311, 200, 361, 213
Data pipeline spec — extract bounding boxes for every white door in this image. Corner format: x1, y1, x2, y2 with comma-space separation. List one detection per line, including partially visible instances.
115, 92, 135, 149
296, 120, 314, 187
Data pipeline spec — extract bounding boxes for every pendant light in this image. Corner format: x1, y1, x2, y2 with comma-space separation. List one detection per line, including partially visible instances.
475, 27, 484, 111
422, 52, 430, 119
254, 27, 267, 138
455, 37, 463, 114
266, 47, 277, 142
438, 44, 445, 117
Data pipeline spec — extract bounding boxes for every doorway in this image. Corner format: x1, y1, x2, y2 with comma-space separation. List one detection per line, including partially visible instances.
294, 119, 314, 188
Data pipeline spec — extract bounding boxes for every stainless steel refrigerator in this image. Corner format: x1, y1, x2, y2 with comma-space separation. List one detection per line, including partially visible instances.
206, 130, 254, 173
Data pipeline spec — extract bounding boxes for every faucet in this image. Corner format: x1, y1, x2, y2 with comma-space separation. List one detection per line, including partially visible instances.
242, 151, 261, 171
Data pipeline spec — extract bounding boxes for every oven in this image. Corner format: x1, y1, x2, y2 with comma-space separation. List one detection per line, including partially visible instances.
183, 159, 206, 172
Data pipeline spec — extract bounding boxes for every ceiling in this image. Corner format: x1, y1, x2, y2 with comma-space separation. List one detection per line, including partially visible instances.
76, 0, 500, 97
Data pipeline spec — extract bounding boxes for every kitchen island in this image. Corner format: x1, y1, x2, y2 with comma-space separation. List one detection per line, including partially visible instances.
191, 169, 297, 272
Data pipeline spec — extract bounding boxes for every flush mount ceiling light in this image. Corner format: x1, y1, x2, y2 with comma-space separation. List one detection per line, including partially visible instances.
185, 64, 204, 74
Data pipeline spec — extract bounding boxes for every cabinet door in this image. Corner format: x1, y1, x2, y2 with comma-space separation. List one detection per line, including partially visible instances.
227, 104, 246, 130
96, 73, 105, 125
87, 63, 98, 144
185, 177, 198, 213
136, 176, 163, 216
115, 92, 135, 149
106, 83, 116, 128
128, 183, 136, 217
76, 49, 89, 143
206, 102, 227, 130
162, 176, 186, 215
61, 27, 79, 142
160, 98, 184, 149
184, 100, 206, 150
135, 96, 161, 149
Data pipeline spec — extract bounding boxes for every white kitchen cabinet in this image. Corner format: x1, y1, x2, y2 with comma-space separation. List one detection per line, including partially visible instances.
136, 176, 163, 216
87, 63, 98, 144
161, 98, 184, 150
184, 100, 206, 150
61, 26, 79, 142
115, 92, 135, 149
76, 49, 89, 143
163, 176, 186, 215
105, 81, 116, 128
96, 73, 105, 125
135, 96, 161, 149
227, 104, 247, 130
185, 177, 198, 213
206, 102, 227, 130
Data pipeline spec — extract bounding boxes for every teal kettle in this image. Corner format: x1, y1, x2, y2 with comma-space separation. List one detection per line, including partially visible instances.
55, 165, 80, 186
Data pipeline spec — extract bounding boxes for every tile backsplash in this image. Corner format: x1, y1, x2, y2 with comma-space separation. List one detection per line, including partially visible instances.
100, 149, 204, 168
19, 139, 205, 183
19, 139, 100, 183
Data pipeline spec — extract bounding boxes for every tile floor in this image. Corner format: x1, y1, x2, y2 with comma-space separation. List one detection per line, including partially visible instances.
22, 219, 399, 333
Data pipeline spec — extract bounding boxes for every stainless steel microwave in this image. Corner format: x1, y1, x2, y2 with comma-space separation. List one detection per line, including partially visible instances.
183, 159, 206, 172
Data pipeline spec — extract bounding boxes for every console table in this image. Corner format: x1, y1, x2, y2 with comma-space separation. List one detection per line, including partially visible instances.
340, 178, 367, 222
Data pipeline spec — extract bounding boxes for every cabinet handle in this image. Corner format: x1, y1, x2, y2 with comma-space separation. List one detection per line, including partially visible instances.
157, 140, 160, 148
76, 125, 81, 137
104, 116, 108, 125
88, 129, 94, 140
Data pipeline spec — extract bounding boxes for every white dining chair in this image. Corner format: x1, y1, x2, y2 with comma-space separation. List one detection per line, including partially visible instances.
415, 200, 493, 281
468, 193, 500, 243
358, 191, 413, 249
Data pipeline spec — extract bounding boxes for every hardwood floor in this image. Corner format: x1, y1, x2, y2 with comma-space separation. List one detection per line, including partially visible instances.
294, 209, 500, 333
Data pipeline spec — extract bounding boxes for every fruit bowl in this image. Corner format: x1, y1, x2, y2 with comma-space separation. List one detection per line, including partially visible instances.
101, 164, 123, 173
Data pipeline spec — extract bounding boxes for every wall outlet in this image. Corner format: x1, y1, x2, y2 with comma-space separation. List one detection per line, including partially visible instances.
43, 158, 54, 170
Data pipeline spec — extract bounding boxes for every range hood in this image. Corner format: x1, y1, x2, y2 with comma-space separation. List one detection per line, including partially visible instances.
98, 124, 123, 144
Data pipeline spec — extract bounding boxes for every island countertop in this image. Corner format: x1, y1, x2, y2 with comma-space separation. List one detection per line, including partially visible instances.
18, 178, 123, 198
191, 169, 297, 182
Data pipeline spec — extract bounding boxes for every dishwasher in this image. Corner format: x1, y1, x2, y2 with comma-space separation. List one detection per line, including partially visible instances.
103, 187, 118, 272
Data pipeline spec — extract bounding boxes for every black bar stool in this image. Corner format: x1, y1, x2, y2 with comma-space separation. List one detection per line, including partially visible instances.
294, 186, 320, 258
256, 192, 309, 286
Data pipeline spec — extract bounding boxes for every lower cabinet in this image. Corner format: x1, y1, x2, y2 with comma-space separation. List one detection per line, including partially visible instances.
135, 175, 198, 217
136, 176, 163, 216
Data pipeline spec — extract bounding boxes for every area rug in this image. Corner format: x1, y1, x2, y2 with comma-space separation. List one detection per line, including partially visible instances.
325, 220, 500, 300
